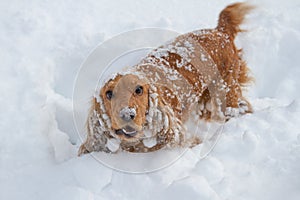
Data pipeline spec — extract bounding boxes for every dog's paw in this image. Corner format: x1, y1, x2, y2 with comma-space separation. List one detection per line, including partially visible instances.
238, 99, 252, 114
225, 100, 252, 119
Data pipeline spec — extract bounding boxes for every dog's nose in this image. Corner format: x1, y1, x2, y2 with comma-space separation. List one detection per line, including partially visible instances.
119, 107, 136, 121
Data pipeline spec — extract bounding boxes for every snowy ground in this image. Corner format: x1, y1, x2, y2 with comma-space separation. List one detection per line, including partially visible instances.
1, 0, 300, 199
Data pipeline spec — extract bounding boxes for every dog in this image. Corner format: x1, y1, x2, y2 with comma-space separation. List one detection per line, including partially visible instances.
78, 2, 254, 155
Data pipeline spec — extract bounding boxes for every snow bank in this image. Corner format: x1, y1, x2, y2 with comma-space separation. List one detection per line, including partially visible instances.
1, 0, 300, 199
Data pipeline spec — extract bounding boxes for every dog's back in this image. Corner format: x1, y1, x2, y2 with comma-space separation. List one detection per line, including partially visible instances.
136, 2, 254, 120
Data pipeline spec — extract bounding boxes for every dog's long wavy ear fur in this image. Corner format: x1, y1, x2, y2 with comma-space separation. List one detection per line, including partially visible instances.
146, 85, 165, 136
146, 84, 184, 147
78, 97, 112, 156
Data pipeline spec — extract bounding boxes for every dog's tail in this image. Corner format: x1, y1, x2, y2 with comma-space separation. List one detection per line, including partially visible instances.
217, 2, 254, 38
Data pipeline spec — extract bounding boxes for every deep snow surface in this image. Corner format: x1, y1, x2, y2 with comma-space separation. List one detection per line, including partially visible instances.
1, 0, 300, 199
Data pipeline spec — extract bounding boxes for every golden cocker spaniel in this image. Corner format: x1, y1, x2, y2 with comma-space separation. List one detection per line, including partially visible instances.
78, 2, 254, 155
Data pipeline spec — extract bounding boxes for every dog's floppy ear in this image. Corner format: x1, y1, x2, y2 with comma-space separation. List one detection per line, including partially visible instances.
147, 84, 176, 136
145, 84, 184, 146
146, 85, 165, 135
78, 97, 116, 156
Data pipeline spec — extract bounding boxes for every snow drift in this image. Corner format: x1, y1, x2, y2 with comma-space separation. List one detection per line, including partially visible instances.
1, 0, 300, 199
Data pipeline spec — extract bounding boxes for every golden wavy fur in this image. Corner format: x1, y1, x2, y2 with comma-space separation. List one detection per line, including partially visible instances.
78, 2, 254, 155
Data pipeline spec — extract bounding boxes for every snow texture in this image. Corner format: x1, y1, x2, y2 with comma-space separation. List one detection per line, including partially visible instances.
1, 0, 300, 200
106, 138, 121, 153
119, 106, 136, 121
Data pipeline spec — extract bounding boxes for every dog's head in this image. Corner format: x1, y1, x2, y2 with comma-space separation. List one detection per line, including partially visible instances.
90, 69, 184, 153
99, 74, 150, 142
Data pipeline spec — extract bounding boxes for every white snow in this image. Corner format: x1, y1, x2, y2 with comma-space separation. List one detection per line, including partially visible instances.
1, 0, 300, 200
143, 137, 157, 148
106, 138, 120, 153
119, 106, 136, 121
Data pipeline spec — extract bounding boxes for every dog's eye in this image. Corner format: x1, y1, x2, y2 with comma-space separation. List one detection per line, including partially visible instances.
135, 85, 143, 95
106, 90, 113, 100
